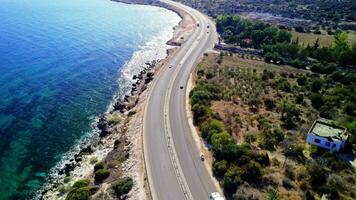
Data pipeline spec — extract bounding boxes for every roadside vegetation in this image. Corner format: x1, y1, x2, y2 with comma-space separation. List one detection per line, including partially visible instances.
177, 0, 356, 32
190, 52, 356, 199
217, 15, 356, 69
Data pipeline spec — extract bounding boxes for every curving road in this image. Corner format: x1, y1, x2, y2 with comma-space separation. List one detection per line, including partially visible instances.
143, 0, 218, 199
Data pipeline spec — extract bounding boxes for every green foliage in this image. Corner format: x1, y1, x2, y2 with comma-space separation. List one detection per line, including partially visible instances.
310, 79, 323, 92
216, 15, 290, 49
89, 157, 98, 165
201, 119, 225, 140
66, 187, 93, 200
94, 169, 110, 183
72, 179, 90, 189
107, 113, 121, 126
94, 162, 104, 172
278, 98, 300, 129
267, 190, 280, 200
310, 93, 324, 109
260, 127, 285, 151
307, 161, 327, 189
192, 104, 212, 125
222, 165, 244, 193
285, 144, 306, 162
112, 177, 134, 197
128, 110, 136, 117
213, 160, 229, 178
66, 179, 96, 200
346, 120, 356, 145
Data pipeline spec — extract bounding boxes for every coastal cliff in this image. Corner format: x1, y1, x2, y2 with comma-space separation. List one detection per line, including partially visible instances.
38, 1, 195, 199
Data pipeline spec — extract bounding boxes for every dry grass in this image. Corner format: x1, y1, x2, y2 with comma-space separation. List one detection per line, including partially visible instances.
292, 31, 356, 47
196, 53, 318, 198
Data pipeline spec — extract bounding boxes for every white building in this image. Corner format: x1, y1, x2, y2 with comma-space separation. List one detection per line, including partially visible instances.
306, 119, 349, 152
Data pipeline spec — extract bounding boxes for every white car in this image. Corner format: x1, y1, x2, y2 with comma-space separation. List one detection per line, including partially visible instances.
210, 192, 225, 200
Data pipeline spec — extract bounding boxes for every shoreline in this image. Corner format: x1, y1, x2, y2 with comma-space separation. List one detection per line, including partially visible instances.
36, 1, 194, 199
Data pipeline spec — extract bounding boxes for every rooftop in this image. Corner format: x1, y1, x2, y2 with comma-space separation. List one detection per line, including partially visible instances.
309, 119, 348, 142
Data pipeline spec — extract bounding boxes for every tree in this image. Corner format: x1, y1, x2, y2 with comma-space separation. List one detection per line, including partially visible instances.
311, 79, 323, 92
201, 119, 225, 140
211, 132, 238, 161
112, 177, 133, 197
276, 30, 292, 43
94, 169, 110, 183
191, 104, 211, 125
213, 160, 229, 178
222, 166, 243, 193
310, 93, 324, 109
333, 32, 349, 57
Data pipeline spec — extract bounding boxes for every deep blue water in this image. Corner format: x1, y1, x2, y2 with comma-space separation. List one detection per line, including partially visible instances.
0, 0, 179, 199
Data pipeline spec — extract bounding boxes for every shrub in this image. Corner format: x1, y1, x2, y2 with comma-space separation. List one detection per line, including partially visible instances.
94, 162, 104, 172
310, 79, 323, 92
285, 144, 306, 162
89, 157, 98, 165
233, 183, 260, 200
310, 93, 324, 109
112, 177, 134, 197
201, 119, 225, 140
94, 169, 110, 183
241, 161, 262, 182
222, 166, 244, 193
213, 160, 229, 178
107, 113, 121, 126
283, 178, 294, 190
297, 76, 307, 86
267, 190, 280, 200
307, 161, 327, 189
244, 132, 257, 144
128, 110, 136, 117
191, 104, 211, 125
64, 176, 71, 183
66, 187, 94, 200
72, 179, 90, 189
263, 173, 280, 187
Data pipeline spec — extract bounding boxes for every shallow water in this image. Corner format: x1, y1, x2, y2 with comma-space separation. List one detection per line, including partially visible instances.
0, 0, 179, 199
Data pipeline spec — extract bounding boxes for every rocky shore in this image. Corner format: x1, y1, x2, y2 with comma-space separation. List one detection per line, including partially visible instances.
37, 1, 195, 199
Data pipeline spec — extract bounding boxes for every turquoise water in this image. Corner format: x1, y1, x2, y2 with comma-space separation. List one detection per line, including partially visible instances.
0, 0, 179, 199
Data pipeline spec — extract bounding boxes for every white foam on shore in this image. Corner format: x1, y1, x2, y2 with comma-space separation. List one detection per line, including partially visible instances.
35, 8, 180, 200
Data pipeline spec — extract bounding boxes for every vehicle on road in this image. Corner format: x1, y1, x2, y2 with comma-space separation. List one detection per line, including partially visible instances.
207, 24, 210, 28
210, 192, 225, 200
180, 85, 183, 89
200, 153, 205, 161
169, 65, 172, 68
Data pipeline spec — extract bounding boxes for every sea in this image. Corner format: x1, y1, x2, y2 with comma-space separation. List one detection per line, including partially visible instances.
0, 0, 180, 199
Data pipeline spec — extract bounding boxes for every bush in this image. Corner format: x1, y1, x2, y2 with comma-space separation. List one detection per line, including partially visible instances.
112, 177, 134, 197
72, 179, 90, 189
241, 161, 262, 182
107, 113, 121, 126
89, 157, 98, 165
191, 104, 211, 125
66, 187, 95, 200
213, 160, 229, 178
310, 79, 323, 92
267, 190, 280, 200
310, 93, 324, 109
222, 166, 244, 193
285, 144, 306, 162
307, 161, 327, 189
94, 169, 110, 183
201, 119, 225, 140
94, 162, 104, 172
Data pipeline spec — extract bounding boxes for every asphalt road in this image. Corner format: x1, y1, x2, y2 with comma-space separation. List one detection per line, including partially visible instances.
143, 0, 218, 199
